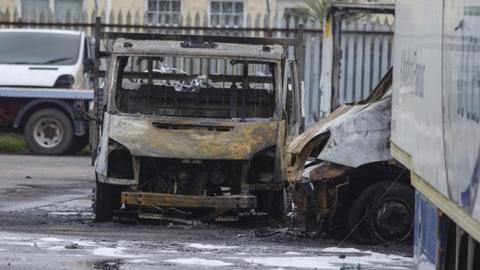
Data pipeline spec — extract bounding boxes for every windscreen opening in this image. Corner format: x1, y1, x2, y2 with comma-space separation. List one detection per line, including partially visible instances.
114, 56, 276, 119
0, 32, 81, 65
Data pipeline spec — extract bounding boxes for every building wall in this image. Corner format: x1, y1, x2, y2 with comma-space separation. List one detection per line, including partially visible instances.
0, 0, 308, 24
82, 0, 144, 22
163, 0, 272, 25
1, 0, 18, 12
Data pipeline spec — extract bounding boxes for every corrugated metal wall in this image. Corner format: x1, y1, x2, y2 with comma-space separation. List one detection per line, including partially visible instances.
302, 19, 393, 126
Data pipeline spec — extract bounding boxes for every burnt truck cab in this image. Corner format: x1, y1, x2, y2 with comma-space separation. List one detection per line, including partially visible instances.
92, 26, 304, 223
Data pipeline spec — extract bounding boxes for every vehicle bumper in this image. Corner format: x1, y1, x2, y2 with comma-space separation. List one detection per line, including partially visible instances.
121, 192, 257, 209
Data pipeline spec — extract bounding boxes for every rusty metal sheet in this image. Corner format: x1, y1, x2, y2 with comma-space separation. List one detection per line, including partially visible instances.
122, 192, 257, 209
288, 91, 392, 169
308, 162, 350, 181
287, 104, 363, 154
108, 113, 280, 160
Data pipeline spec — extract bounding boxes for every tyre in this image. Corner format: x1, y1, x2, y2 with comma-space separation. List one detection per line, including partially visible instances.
256, 188, 287, 224
68, 135, 89, 154
348, 181, 414, 244
24, 108, 74, 155
93, 179, 124, 222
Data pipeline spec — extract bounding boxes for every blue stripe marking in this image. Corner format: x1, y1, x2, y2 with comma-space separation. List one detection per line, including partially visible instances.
0, 87, 94, 100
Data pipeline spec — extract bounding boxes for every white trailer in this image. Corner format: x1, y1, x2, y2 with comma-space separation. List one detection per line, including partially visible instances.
391, 0, 480, 269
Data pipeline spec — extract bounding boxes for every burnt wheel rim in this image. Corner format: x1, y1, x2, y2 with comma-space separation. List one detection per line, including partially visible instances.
372, 198, 412, 242
33, 117, 64, 148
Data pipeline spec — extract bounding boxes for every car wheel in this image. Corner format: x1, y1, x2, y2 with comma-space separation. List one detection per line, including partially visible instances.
348, 181, 414, 244
93, 178, 124, 222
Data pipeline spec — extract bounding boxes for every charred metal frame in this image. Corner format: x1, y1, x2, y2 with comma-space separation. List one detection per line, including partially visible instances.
93, 17, 305, 93
287, 4, 396, 233
122, 192, 256, 209
92, 17, 305, 221
92, 16, 305, 154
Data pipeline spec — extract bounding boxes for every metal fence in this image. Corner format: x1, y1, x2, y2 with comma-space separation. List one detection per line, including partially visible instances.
0, 8, 393, 126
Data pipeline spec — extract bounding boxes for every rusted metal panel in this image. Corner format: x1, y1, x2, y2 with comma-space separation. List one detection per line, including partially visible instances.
122, 192, 257, 209
97, 174, 136, 185
287, 104, 360, 154
108, 113, 280, 160
112, 39, 285, 62
288, 93, 392, 168
317, 94, 392, 168
309, 162, 350, 181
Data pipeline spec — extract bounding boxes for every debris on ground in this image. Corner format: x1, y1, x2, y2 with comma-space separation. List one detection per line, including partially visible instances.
254, 227, 281, 238
64, 243, 83, 249
93, 259, 125, 270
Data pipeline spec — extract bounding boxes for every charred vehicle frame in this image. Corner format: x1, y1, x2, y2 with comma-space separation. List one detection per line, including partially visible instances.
287, 4, 415, 244
91, 17, 305, 224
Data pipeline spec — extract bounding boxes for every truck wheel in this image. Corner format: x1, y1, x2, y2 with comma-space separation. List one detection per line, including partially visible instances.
93, 179, 123, 222
348, 181, 414, 244
252, 188, 286, 224
68, 136, 89, 154
24, 109, 74, 155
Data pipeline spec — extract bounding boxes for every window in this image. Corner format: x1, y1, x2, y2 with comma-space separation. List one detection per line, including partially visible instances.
465, 6, 480, 16
210, 1, 244, 26
147, 0, 182, 25
0, 32, 81, 65
21, 0, 83, 21
21, 0, 49, 20
114, 55, 275, 118
284, 8, 308, 19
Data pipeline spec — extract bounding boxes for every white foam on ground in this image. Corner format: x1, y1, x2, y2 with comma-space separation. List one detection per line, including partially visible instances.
47, 246, 65, 251
186, 243, 238, 250
159, 250, 179, 253
165, 257, 233, 267
242, 253, 412, 269
243, 256, 338, 269
48, 212, 80, 216
39, 237, 64, 242
284, 251, 302, 255
321, 247, 362, 253
92, 247, 142, 258
0, 241, 35, 247
38, 237, 99, 249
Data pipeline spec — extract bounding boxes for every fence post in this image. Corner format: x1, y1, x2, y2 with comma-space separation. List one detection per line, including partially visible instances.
296, 24, 305, 89
94, 16, 101, 120
296, 24, 305, 128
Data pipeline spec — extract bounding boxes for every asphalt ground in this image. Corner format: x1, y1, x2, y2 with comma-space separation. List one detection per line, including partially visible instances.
0, 154, 413, 270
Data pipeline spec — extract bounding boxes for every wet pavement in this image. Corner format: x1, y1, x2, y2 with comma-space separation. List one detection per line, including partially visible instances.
0, 154, 413, 269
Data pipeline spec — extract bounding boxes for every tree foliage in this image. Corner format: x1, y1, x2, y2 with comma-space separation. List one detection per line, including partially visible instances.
298, 0, 363, 21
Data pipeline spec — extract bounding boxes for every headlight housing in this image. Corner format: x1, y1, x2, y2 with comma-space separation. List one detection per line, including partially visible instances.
54, 74, 75, 88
